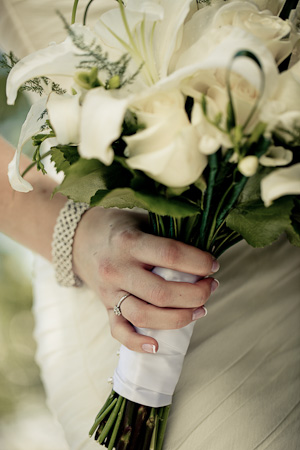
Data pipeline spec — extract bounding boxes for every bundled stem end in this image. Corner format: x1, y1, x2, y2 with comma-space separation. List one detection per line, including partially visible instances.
90, 391, 171, 450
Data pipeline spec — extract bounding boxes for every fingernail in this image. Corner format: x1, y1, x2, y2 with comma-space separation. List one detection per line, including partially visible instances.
211, 279, 219, 293
142, 344, 156, 354
212, 258, 220, 273
192, 306, 208, 321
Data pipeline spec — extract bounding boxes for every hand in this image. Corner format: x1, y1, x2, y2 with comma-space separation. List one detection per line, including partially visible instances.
73, 208, 219, 353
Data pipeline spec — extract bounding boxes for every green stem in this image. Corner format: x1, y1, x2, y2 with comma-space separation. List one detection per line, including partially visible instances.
122, 400, 136, 437
97, 396, 124, 444
141, 408, 155, 450
155, 406, 171, 450
214, 233, 243, 258
21, 150, 52, 178
205, 182, 234, 250
149, 413, 159, 450
83, 0, 95, 25
199, 153, 219, 248
116, 426, 132, 450
89, 398, 118, 437
215, 176, 248, 229
108, 398, 127, 450
95, 390, 116, 421
71, 0, 80, 24
128, 405, 149, 450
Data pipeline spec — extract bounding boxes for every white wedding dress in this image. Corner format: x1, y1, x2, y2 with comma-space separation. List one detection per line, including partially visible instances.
1, 1, 300, 449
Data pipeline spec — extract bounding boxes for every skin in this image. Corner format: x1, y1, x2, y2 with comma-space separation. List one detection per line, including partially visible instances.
0, 136, 219, 353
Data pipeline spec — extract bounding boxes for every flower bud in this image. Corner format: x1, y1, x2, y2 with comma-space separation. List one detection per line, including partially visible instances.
108, 75, 121, 90
238, 155, 259, 177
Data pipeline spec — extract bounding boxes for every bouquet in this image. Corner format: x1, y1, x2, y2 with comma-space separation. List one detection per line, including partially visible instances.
2, 0, 300, 448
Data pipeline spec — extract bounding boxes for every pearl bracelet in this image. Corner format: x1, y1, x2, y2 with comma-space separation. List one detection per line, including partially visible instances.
52, 199, 89, 287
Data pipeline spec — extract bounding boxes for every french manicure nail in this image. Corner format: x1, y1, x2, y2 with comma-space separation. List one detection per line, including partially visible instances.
212, 258, 220, 273
142, 344, 156, 354
211, 279, 219, 293
192, 306, 207, 321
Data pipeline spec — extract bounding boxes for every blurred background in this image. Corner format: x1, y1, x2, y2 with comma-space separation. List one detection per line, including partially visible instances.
0, 62, 69, 449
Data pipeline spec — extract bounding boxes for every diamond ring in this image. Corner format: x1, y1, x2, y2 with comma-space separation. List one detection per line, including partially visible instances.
113, 293, 131, 316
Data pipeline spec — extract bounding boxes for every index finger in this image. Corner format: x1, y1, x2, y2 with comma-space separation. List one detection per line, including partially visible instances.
129, 233, 220, 276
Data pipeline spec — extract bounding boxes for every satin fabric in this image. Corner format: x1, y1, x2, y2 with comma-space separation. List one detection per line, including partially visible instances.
1, 1, 300, 449
32, 237, 300, 450
114, 268, 199, 408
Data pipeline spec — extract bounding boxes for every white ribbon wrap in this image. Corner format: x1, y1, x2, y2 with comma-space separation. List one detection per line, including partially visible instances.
113, 267, 200, 407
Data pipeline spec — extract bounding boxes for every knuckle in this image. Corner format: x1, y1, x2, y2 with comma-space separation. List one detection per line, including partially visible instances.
198, 280, 211, 304
201, 252, 214, 274
97, 258, 117, 281
173, 311, 189, 329
160, 241, 180, 267
113, 228, 142, 251
149, 284, 169, 307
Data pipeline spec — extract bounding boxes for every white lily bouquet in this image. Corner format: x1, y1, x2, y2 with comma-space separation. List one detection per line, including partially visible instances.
2, 0, 300, 449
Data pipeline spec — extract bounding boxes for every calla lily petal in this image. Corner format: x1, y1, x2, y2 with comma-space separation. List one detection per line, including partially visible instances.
152, 0, 193, 78
8, 97, 48, 192
260, 146, 293, 167
96, 0, 193, 83
47, 92, 81, 145
261, 164, 300, 207
80, 88, 131, 164
6, 25, 96, 105
8, 153, 34, 193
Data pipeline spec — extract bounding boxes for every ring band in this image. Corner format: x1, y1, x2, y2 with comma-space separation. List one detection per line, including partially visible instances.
113, 293, 131, 316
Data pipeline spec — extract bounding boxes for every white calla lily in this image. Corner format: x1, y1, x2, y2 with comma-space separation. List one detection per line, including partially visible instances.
80, 88, 131, 164
47, 92, 81, 145
6, 25, 97, 105
8, 97, 48, 192
95, 0, 193, 84
261, 164, 300, 207
259, 146, 293, 167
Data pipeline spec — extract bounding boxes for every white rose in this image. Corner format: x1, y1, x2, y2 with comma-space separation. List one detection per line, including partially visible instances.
181, 65, 262, 148
124, 90, 207, 187
250, 1, 285, 16
238, 155, 259, 177
212, 1, 293, 64
261, 164, 300, 206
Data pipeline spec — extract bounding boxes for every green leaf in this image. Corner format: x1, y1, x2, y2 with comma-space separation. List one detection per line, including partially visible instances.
50, 145, 80, 173
238, 167, 272, 204
53, 158, 106, 202
226, 197, 300, 247
134, 191, 199, 217
289, 199, 300, 246
91, 188, 200, 217
90, 188, 147, 209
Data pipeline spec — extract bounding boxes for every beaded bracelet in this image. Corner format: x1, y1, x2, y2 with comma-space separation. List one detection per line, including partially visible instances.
52, 199, 89, 287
